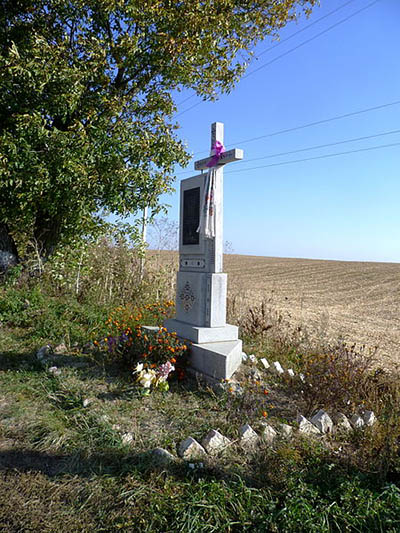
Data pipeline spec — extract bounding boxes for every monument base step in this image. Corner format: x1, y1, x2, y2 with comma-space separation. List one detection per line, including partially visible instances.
164, 319, 238, 343
142, 325, 242, 380
189, 339, 242, 381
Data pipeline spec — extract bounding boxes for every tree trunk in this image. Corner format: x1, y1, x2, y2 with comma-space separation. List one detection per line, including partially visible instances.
0, 223, 19, 274
33, 209, 63, 259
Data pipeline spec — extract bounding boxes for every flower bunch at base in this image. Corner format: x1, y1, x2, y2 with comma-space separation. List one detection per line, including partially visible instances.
133, 361, 175, 391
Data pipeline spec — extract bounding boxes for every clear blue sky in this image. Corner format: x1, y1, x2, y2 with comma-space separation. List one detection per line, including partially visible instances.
156, 0, 400, 263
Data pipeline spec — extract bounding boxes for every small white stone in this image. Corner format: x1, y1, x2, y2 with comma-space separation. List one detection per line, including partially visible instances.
178, 437, 207, 460
48, 366, 61, 376
350, 414, 365, 429
201, 430, 231, 455
362, 410, 377, 426
277, 423, 293, 438
287, 368, 295, 378
259, 421, 277, 444
260, 358, 270, 370
241, 352, 248, 362
297, 414, 321, 435
121, 432, 133, 444
151, 448, 176, 465
271, 361, 284, 375
239, 424, 259, 446
82, 398, 91, 408
333, 413, 352, 432
311, 410, 333, 434
36, 345, 52, 361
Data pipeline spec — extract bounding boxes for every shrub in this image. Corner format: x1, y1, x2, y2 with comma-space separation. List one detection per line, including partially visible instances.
94, 301, 188, 389
298, 342, 377, 413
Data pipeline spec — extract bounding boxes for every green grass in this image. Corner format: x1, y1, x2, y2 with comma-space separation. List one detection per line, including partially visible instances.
1, 277, 400, 532
0, 457, 399, 532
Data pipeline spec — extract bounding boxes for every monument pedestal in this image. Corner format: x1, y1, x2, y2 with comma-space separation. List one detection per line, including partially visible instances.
175, 271, 227, 327
165, 319, 241, 380
164, 320, 238, 344
190, 339, 243, 381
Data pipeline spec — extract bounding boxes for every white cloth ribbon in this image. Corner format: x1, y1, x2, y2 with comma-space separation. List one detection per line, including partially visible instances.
197, 167, 217, 238
197, 141, 225, 239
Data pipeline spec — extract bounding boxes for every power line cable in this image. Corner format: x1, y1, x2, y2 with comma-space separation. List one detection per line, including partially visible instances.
176, 0, 380, 118
230, 129, 400, 165
175, 0, 358, 108
256, 0, 358, 59
175, 99, 203, 118
185, 98, 400, 160
241, 0, 380, 80
175, 93, 196, 106
175, 128, 400, 175
224, 141, 400, 174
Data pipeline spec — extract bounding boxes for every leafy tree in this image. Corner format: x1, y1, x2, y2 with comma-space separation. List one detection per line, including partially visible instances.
0, 0, 317, 271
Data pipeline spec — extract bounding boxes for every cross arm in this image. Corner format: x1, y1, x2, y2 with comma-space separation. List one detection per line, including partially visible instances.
194, 148, 244, 171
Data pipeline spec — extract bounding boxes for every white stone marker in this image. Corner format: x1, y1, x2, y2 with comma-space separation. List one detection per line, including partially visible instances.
165, 122, 243, 380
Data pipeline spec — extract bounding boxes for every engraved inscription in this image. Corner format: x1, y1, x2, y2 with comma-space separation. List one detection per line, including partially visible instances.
182, 187, 200, 245
180, 258, 205, 269
179, 281, 196, 312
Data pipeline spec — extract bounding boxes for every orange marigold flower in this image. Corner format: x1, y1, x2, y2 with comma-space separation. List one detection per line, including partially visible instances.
262, 411, 268, 418
170, 358, 176, 364
263, 389, 269, 395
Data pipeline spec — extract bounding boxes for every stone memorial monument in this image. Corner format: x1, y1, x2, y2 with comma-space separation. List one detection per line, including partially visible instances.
165, 122, 243, 380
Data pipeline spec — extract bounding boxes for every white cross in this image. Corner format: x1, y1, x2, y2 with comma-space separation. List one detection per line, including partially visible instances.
192, 122, 243, 273
194, 122, 243, 171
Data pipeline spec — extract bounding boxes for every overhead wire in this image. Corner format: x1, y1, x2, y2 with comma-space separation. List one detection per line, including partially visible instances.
175, 99, 400, 169
174, 127, 400, 176
176, 0, 380, 118
174, 0, 358, 109
228, 129, 400, 166
226, 101, 400, 149
240, 0, 380, 80
256, 0, 358, 59
224, 142, 400, 174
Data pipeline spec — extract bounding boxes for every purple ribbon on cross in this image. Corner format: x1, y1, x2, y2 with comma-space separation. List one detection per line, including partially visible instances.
206, 140, 225, 167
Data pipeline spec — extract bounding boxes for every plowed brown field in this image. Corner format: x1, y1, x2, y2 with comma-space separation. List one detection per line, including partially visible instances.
151, 252, 400, 367
224, 255, 400, 368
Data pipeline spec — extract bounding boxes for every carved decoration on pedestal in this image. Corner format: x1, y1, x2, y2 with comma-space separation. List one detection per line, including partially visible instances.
179, 281, 196, 312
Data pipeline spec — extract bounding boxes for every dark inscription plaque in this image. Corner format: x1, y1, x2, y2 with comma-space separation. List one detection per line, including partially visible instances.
182, 187, 200, 245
